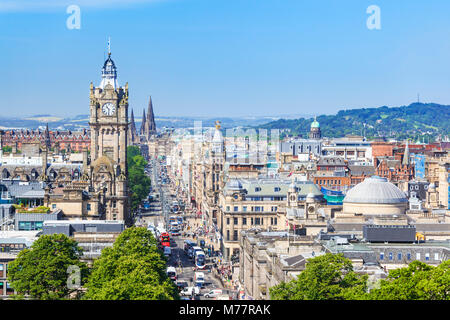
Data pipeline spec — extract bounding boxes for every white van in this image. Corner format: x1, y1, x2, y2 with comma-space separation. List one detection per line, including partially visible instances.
194, 272, 205, 287
164, 246, 172, 257
166, 266, 177, 280
204, 289, 223, 298
180, 286, 200, 296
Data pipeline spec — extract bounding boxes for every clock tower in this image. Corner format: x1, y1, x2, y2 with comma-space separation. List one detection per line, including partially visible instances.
88, 49, 130, 223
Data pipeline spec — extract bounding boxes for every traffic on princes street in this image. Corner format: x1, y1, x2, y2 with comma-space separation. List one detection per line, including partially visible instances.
134, 157, 241, 301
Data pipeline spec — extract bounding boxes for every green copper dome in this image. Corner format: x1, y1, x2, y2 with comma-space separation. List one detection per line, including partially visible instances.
311, 118, 320, 128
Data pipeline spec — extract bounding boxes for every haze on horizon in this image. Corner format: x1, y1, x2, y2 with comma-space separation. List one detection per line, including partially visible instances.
2, 0, 450, 118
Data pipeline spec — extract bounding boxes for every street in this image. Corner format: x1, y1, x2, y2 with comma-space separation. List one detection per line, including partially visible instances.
137, 157, 237, 300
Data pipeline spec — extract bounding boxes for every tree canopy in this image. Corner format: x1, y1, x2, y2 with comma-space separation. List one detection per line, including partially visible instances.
368, 260, 450, 300
7, 233, 89, 300
270, 253, 450, 300
258, 102, 450, 141
269, 253, 368, 300
83, 227, 179, 300
127, 145, 151, 213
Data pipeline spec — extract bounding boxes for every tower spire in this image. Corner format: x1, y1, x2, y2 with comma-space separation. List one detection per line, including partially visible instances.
402, 139, 410, 166
147, 96, 156, 136
108, 36, 111, 56
140, 108, 147, 136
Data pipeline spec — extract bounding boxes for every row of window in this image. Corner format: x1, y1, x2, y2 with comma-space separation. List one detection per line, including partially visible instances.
18, 221, 43, 231
379, 252, 439, 261
226, 217, 277, 226
226, 205, 279, 212
245, 196, 286, 201
317, 179, 343, 185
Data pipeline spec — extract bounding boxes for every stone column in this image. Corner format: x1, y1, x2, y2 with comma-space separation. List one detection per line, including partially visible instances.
99, 129, 104, 157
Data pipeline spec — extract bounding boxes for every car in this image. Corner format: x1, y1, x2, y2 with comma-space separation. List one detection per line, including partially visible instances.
175, 281, 188, 291
163, 246, 172, 257
194, 272, 205, 288
204, 289, 223, 298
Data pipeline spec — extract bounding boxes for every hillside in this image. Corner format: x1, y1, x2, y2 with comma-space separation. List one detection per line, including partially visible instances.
257, 103, 450, 141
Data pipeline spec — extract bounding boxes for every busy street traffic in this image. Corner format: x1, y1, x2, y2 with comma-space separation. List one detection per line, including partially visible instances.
136, 157, 238, 300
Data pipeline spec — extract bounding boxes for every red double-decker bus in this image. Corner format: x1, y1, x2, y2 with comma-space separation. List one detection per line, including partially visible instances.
160, 232, 170, 247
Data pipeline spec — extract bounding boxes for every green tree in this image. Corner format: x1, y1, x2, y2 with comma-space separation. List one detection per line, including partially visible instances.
7, 234, 89, 300
83, 227, 179, 300
2, 145, 12, 153
367, 260, 450, 300
127, 146, 151, 213
269, 253, 368, 300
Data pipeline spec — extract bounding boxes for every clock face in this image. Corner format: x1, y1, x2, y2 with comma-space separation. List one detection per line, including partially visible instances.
102, 102, 116, 116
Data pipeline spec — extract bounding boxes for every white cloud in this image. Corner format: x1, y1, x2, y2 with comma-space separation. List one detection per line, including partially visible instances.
0, 0, 168, 12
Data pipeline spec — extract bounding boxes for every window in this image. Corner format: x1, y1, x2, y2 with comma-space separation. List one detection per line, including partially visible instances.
6, 282, 13, 295
227, 218, 230, 225
274, 218, 277, 225
425, 253, 430, 261
234, 206, 238, 212
434, 253, 439, 261
380, 252, 384, 260
243, 206, 247, 212
226, 206, 230, 212
242, 218, 247, 225
255, 187, 261, 192
274, 187, 281, 192
52, 204, 56, 209
18, 221, 43, 231
261, 218, 264, 225
87, 204, 91, 211
407, 253, 411, 260
233, 230, 238, 241
233, 218, 238, 225
251, 218, 254, 225
397, 253, 402, 260
255, 218, 261, 225
226, 230, 230, 241
416, 253, 421, 260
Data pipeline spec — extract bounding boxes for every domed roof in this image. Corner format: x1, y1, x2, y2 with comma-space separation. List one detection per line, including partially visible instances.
100, 53, 118, 89
343, 176, 407, 204
102, 54, 117, 76
311, 117, 320, 128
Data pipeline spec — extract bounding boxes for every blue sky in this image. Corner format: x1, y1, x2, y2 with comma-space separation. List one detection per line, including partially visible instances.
1, 0, 450, 118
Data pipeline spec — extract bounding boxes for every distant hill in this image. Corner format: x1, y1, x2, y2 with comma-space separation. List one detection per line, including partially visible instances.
0, 114, 276, 131
257, 103, 450, 141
